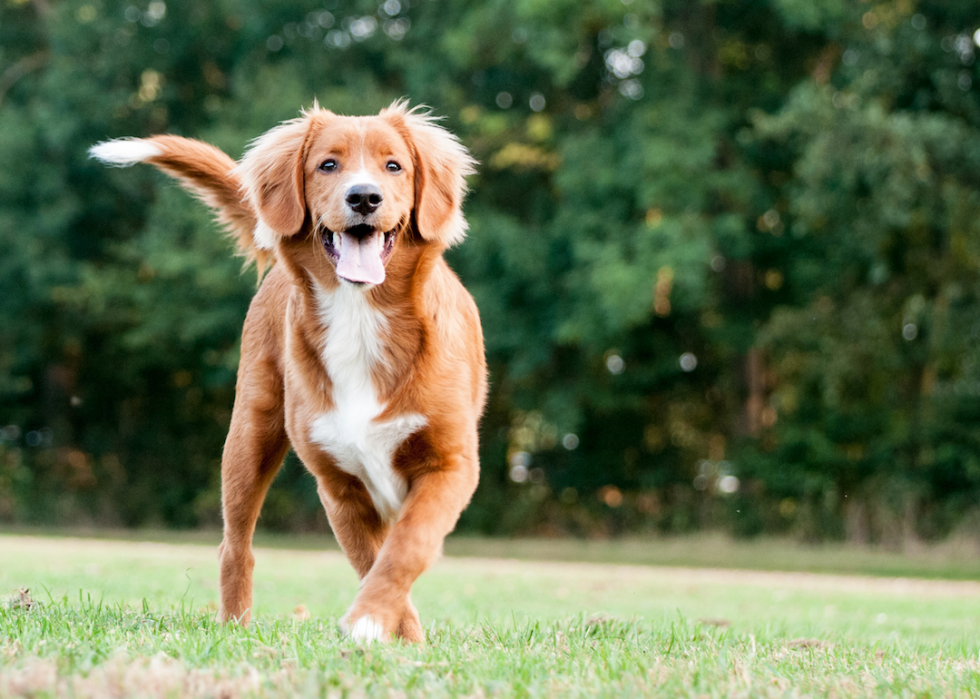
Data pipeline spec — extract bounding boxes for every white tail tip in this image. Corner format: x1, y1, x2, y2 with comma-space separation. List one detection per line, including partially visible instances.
89, 138, 162, 167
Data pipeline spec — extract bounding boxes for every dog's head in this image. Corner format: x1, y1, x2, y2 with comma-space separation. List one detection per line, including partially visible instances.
236, 101, 475, 287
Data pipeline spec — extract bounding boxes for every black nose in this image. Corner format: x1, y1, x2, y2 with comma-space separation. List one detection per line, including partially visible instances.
345, 184, 383, 215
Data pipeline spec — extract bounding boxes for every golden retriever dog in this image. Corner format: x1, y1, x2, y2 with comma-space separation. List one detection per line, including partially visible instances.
90, 101, 487, 643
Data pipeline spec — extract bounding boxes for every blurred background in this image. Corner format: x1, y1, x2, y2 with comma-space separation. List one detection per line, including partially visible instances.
2, 0, 980, 548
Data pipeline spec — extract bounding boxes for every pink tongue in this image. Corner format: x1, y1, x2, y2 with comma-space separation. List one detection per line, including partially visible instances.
335, 230, 386, 284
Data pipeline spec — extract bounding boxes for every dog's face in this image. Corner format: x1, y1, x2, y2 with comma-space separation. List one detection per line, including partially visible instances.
237, 101, 475, 288
305, 118, 415, 284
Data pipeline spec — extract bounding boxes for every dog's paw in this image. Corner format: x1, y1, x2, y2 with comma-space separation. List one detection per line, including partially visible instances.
347, 615, 388, 642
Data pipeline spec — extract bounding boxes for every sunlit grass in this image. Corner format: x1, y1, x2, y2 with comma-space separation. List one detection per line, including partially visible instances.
6, 525, 980, 580
2, 535, 980, 697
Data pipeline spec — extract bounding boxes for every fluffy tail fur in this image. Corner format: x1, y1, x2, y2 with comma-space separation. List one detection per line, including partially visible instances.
90, 136, 269, 273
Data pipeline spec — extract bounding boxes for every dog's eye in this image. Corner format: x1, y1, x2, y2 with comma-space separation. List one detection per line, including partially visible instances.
319, 159, 338, 172
386, 161, 402, 173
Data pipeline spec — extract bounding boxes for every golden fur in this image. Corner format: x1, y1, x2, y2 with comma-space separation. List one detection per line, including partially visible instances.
91, 102, 487, 643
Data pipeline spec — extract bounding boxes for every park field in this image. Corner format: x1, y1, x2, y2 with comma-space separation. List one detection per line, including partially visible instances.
1, 533, 980, 697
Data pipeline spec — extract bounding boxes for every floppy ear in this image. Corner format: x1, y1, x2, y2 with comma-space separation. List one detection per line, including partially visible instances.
385, 103, 477, 247
235, 115, 316, 249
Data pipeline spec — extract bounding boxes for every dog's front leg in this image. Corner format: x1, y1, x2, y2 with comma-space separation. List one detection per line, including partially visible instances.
341, 453, 479, 643
317, 479, 425, 642
217, 377, 289, 625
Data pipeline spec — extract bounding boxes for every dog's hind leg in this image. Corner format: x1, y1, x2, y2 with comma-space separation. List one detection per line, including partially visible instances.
315, 477, 389, 580
394, 595, 424, 644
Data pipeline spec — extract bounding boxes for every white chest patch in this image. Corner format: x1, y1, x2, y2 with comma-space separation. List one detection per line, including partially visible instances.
309, 283, 426, 522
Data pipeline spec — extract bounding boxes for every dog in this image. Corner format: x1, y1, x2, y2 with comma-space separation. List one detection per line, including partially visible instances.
90, 101, 487, 643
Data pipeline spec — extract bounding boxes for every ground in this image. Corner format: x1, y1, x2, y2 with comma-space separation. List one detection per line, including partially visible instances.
1, 532, 979, 697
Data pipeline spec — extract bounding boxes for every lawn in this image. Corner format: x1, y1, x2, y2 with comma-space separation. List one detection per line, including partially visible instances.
1, 533, 979, 697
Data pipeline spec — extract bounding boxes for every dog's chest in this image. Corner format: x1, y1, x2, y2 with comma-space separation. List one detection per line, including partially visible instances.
309, 286, 425, 522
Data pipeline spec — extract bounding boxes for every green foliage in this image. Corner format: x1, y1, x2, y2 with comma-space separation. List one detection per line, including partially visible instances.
2, 0, 980, 540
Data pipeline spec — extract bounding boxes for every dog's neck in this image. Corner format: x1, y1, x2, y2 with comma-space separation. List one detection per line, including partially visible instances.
282, 237, 440, 401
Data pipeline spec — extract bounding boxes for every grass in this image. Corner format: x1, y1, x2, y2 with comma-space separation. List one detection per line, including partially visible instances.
6, 524, 980, 580
1, 534, 980, 697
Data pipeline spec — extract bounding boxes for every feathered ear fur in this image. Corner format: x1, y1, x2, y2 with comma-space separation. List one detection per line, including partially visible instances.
235, 112, 323, 249
383, 101, 477, 247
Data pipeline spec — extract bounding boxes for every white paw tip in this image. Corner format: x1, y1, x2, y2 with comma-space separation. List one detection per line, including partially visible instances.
89, 139, 162, 166
348, 615, 386, 642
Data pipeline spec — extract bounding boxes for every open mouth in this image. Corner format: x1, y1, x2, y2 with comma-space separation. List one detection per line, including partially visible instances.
321, 223, 397, 285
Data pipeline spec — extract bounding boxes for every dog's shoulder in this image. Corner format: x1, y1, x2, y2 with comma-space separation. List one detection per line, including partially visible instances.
414, 259, 487, 413
239, 265, 291, 367
419, 259, 483, 352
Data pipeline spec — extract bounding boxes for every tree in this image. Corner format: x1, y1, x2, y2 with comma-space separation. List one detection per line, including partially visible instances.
2, 0, 979, 542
